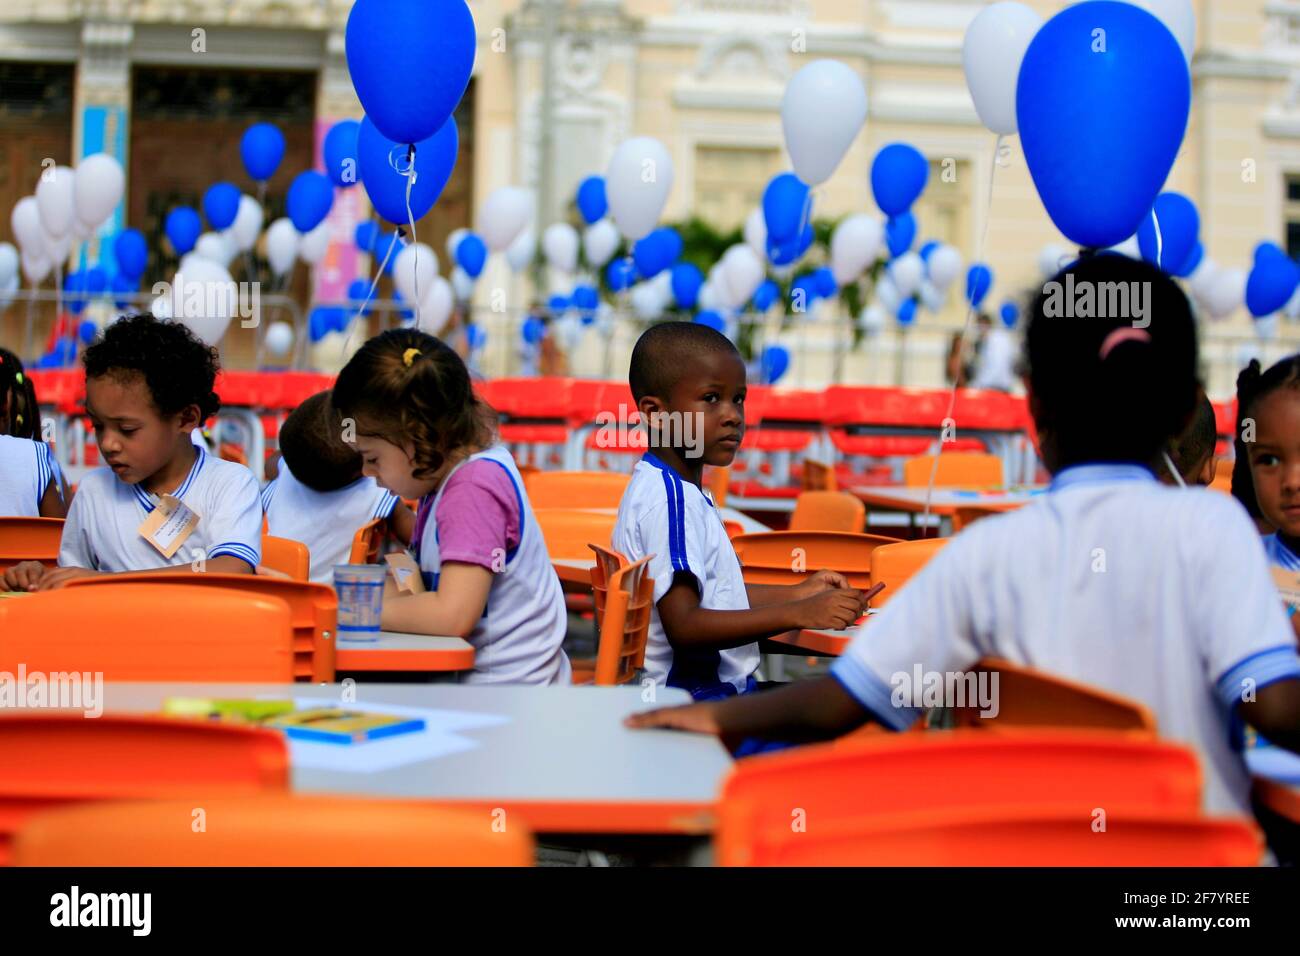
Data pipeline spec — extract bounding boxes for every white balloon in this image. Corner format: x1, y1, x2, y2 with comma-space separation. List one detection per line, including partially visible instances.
21, 248, 50, 285
1038, 244, 1071, 281
73, 153, 125, 228
605, 137, 674, 241
1205, 267, 1246, 321
920, 280, 948, 313
1285, 282, 1300, 321
859, 303, 887, 335
506, 228, 535, 272
889, 252, 924, 297
298, 222, 331, 266
0, 273, 17, 311
697, 281, 719, 313
265, 218, 299, 277
781, 60, 868, 187
451, 266, 476, 301
744, 208, 767, 260
264, 320, 294, 357
1094, 0, 1194, 63
35, 166, 75, 240
1255, 314, 1280, 341
582, 219, 620, 269
962, 2, 1043, 136
1108, 235, 1141, 259
11, 196, 45, 251
876, 275, 902, 314
1188, 257, 1218, 305
445, 228, 469, 263
542, 222, 579, 273
720, 244, 765, 307
706, 262, 737, 310
229, 195, 264, 252
0, 242, 17, 288
830, 214, 883, 286
630, 281, 666, 320
43, 231, 71, 265
926, 245, 964, 290
418, 276, 455, 335
165, 258, 237, 346
478, 186, 533, 251
393, 243, 438, 305
194, 231, 235, 267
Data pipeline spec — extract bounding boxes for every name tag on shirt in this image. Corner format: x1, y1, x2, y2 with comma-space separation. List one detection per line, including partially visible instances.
137, 494, 200, 559
1271, 567, 1300, 609
385, 551, 426, 594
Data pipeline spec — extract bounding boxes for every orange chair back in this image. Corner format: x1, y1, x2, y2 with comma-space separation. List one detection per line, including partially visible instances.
868, 538, 946, 607
902, 453, 1003, 488
730, 530, 900, 589
66, 574, 337, 682
716, 729, 1206, 866
348, 518, 385, 565
587, 543, 628, 628
535, 508, 617, 560
789, 491, 865, 533
0, 517, 64, 573
0, 584, 295, 682
705, 465, 730, 507
951, 504, 1011, 533
13, 796, 534, 866
590, 555, 653, 685
261, 534, 310, 581
0, 715, 287, 866
1209, 456, 1234, 496
527, 471, 630, 510
722, 520, 745, 540
950, 658, 1158, 733
801, 458, 838, 492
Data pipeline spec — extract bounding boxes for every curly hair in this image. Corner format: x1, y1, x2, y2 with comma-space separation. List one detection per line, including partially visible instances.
1232, 354, 1300, 520
332, 329, 496, 481
82, 313, 221, 420
279, 390, 362, 492
0, 347, 40, 439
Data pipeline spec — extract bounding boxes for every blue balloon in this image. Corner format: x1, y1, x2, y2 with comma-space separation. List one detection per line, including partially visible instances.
897, 299, 918, 326
110, 273, 137, 309
39, 339, 78, 368
1174, 240, 1204, 279
522, 316, 545, 345
966, 264, 994, 308
287, 171, 335, 233
466, 323, 487, 350
752, 279, 779, 313
767, 224, 815, 267
84, 266, 108, 295
1017, 1, 1190, 249
354, 221, 379, 253
63, 271, 87, 315
606, 258, 636, 292
547, 294, 570, 314
885, 212, 916, 258
357, 115, 458, 225
346, 278, 374, 316
202, 183, 241, 230
918, 240, 940, 263
1246, 243, 1300, 318
309, 306, 349, 342
812, 267, 837, 299
871, 143, 929, 217
1136, 192, 1199, 273
576, 176, 608, 225
571, 284, 599, 312
456, 233, 488, 279
164, 207, 202, 255
760, 345, 790, 385
345, 0, 475, 146
113, 229, 148, 281
632, 227, 683, 280
78, 321, 98, 345
375, 232, 401, 274
791, 274, 819, 312
323, 119, 361, 188
671, 263, 703, 309
392, 291, 414, 323
763, 173, 811, 245
695, 310, 726, 333
999, 301, 1019, 328
241, 123, 285, 182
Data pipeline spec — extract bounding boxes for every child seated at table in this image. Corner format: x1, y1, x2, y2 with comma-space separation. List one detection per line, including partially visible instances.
628, 256, 1300, 818
0, 350, 64, 518
2, 314, 262, 591
332, 329, 571, 685
1157, 390, 1217, 486
262, 390, 414, 584
614, 321, 868, 702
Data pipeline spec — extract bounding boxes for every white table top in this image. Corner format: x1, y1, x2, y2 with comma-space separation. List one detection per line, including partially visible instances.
850, 485, 1046, 510
338, 631, 472, 652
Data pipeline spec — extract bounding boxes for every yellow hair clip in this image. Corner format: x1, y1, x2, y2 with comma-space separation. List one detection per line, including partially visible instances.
402, 347, 422, 367
14, 372, 23, 384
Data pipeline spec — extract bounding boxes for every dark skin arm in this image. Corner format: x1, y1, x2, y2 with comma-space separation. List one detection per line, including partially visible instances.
1242, 679, 1300, 754
3, 555, 253, 592
746, 569, 849, 608
389, 500, 416, 547
37, 476, 65, 519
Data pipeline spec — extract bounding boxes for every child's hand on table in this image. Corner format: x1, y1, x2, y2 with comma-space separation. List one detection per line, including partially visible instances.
794, 587, 868, 630
32, 566, 101, 590
625, 700, 721, 736
3, 561, 49, 592
793, 569, 850, 599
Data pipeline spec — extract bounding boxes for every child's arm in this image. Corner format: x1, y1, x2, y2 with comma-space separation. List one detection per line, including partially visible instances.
746, 569, 849, 608
38, 474, 65, 519
1242, 679, 1300, 754
380, 562, 492, 637
388, 500, 416, 547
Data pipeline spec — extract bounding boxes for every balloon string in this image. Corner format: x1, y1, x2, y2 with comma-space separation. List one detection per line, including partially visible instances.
1152, 207, 1164, 274
921, 132, 1004, 536
343, 228, 402, 358
402, 144, 421, 331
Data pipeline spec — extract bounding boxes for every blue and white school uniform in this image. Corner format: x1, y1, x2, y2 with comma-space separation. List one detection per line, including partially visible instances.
414, 444, 571, 685
59, 446, 262, 572
261, 465, 398, 585
1263, 533, 1300, 617
830, 463, 1300, 816
613, 451, 760, 699
0, 434, 57, 517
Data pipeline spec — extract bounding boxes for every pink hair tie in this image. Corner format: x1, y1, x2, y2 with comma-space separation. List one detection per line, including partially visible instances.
1098, 327, 1151, 361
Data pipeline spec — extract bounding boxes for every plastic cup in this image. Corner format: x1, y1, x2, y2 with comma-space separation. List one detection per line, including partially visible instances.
334, 564, 387, 639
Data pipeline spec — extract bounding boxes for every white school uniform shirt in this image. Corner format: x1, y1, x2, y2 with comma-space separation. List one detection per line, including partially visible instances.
415, 444, 571, 685
830, 463, 1300, 816
1263, 533, 1300, 616
59, 446, 263, 572
613, 451, 760, 695
261, 465, 398, 585
970, 327, 1018, 392
0, 435, 57, 517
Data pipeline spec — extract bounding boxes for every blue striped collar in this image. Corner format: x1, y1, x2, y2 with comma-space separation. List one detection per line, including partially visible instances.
1266, 533, 1300, 572
133, 445, 206, 513
1049, 462, 1157, 493
641, 451, 714, 506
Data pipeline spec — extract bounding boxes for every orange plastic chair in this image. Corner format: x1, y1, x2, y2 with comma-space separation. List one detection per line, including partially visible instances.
721, 805, 1262, 866
0, 517, 64, 573
261, 534, 310, 581
588, 554, 653, 686
868, 538, 947, 607
729, 530, 900, 589
66, 574, 337, 682
800, 458, 838, 492
705, 465, 730, 507
0, 715, 288, 865
13, 796, 534, 866
789, 491, 866, 533
0, 584, 295, 682
535, 508, 617, 560
951, 504, 1009, 533
348, 518, 384, 565
569, 544, 628, 684
950, 658, 1158, 733
527, 471, 630, 510
723, 519, 745, 539
1209, 456, 1234, 496
716, 729, 1208, 866
902, 453, 1004, 488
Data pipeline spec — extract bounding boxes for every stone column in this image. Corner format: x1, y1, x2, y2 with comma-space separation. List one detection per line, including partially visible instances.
73, 17, 132, 273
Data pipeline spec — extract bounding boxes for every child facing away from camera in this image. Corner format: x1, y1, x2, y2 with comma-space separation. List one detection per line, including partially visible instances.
0, 348, 64, 519
2, 314, 261, 591
614, 321, 870, 703
261, 391, 414, 585
628, 256, 1300, 818
331, 329, 570, 685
